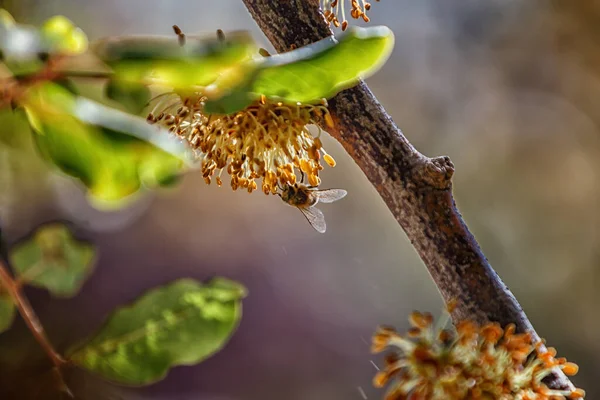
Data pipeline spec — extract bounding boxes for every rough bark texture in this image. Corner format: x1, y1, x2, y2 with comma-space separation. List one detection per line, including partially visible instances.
241, 0, 575, 392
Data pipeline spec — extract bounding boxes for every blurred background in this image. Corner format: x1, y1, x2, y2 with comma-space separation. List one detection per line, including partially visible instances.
1, 0, 599, 398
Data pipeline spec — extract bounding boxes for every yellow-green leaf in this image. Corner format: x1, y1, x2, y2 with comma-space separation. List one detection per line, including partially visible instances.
40, 15, 88, 55
104, 79, 151, 115
20, 82, 188, 206
92, 31, 256, 90
9, 223, 95, 298
0, 9, 15, 29
68, 278, 246, 385
203, 26, 395, 114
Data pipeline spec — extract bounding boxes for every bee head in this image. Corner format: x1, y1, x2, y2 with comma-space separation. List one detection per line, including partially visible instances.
279, 183, 294, 202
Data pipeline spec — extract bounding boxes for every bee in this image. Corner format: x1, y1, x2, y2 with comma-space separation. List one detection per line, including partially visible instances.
279, 184, 347, 233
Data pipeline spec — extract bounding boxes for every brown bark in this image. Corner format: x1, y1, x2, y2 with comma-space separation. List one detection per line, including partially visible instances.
241, 0, 575, 392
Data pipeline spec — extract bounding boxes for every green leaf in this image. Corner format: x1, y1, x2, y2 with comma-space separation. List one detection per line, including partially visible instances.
68, 278, 246, 385
104, 79, 151, 115
40, 15, 88, 55
203, 26, 395, 114
254, 26, 395, 102
0, 12, 88, 75
53, 77, 80, 95
19, 82, 189, 207
72, 95, 191, 161
0, 107, 34, 149
0, 292, 15, 334
9, 223, 95, 297
92, 31, 256, 90
0, 9, 15, 30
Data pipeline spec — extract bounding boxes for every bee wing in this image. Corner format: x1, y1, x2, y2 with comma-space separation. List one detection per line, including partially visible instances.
298, 206, 327, 233
314, 188, 347, 204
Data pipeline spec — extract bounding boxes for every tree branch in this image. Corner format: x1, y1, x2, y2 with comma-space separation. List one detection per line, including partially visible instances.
240, 0, 575, 392
0, 261, 66, 369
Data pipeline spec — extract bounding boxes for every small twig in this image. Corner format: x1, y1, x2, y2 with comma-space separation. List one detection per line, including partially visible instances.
0, 55, 113, 109
0, 259, 66, 368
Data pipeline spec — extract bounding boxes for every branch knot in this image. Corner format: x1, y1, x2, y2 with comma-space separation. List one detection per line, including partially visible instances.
414, 156, 454, 190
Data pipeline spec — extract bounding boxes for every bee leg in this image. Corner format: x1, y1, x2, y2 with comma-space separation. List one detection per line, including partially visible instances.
299, 170, 305, 184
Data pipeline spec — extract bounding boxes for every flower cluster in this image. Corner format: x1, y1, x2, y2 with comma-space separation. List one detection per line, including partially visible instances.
372, 311, 585, 400
321, 0, 380, 31
147, 94, 336, 194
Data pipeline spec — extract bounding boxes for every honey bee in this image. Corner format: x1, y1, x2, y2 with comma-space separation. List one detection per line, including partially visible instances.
279, 184, 347, 233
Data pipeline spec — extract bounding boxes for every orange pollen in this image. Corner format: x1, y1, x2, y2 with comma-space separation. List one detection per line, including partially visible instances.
371, 311, 584, 400
148, 94, 337, 195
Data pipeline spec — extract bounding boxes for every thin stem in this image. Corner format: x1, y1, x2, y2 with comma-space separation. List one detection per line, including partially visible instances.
0, 260, 65, 368
0, 69, 112, 110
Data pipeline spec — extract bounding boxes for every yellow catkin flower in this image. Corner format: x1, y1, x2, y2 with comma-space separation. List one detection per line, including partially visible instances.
321, 0, 380, 31
147, 94, 336, 195
372, 311, 585, 400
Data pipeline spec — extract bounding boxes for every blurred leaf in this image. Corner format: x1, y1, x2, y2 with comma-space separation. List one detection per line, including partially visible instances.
53, 77, 80, 95
40, 15, 88, 55
0, 292, 15, 334
68, 278, 247, 385
104, 79, 151, 115
0, 109, 53, 221
0, 108, 33, 149
201, 66, 256, 114
72, 95, 190, 160
203, 26, 395, 114
92, 31, 256, 90
0, 62, 13, 79
9, 223, 95, 297
0, 12, 88, 75
22, 85, 140, 202
19, 83, 188, 206
0, 9, 15, 29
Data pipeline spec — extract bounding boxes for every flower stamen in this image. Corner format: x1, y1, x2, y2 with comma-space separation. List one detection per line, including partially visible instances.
321, 0, 380, 30
148, 95, 336, 194
372, 311, 585, 399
